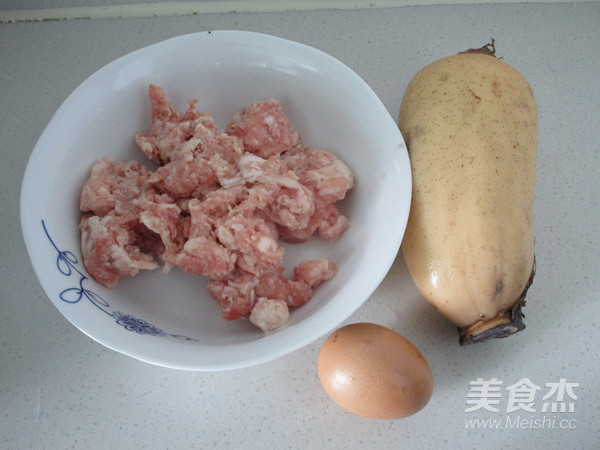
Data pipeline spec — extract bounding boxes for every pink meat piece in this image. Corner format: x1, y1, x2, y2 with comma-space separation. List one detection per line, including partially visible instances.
275, 146, 353, 243
175, 236, 236, 280
230, 184, 278, 219
80, 86, 354, 332
79, 213, 158, 288
265, 183, 314, 230
283, 146, 354, 203
255, 266, 312, 308
314, 202, 351, 241
145, 98, 244, 199
207, 259, 328, 321
136, 191, 187, 267
204, 135, 245, 187
187, 187, 247, 238
201, 129, 245, 164
253, 259, 337, 309
226, 99, 300, 158
222, 153, 292, 189
249, 298, 290, 333
277, 201, 349, 243
80, 159, 151, 217
216, 215, 284, 276
149, 131, 243, 199
186, 198, 214, 239
149, 154, 218, 198
207, 269, 259, 320
175, 193, 245, 279
134, 85, 218, 166
294, 259, 338, 288
79, 159, 177, 285
224, 153, 315, 230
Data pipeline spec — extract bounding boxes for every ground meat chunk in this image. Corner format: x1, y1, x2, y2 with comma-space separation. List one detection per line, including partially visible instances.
186, 188, 244, 236
249, 298, 290, 333
79, 85, 354, 332
277, 202, 350, 243
283, 146, 354, 203
256, 260, 338, 308
134, 84, 218, 166
294, 259, 338, 287
147, 130, 243, 198
176, 236, 236, 279
216, 215, 283, 275
207, 269, 259, 320
136, 190, 187, 267
79, 213, 158, 288
226, 99, 300, 158
277, 145, 354, 243
80, 159, 151, 217
222, 153, 315, 230
255, 266, 312, 308
208, 258, 337, 321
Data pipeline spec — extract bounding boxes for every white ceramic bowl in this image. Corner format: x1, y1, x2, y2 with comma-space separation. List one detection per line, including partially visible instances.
20, 31, 411, 371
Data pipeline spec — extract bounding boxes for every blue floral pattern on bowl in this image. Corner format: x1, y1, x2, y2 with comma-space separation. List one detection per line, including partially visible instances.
42, 220, 197, 342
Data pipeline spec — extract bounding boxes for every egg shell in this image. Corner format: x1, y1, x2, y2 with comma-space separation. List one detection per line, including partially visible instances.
317, 322, 434, 420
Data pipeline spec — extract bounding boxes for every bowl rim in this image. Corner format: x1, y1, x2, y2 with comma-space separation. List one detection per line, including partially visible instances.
19, 30, 411, 371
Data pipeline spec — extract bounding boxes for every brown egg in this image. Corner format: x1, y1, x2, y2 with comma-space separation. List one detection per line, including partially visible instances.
317, 322, 434, 420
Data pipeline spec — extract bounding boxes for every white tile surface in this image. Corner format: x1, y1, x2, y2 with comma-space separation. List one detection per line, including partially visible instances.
2, 2, 599, 449
2, 0, 597, 22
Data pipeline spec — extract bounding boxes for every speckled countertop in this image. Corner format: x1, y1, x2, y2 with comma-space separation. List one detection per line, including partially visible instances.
2, 2, 599, 449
